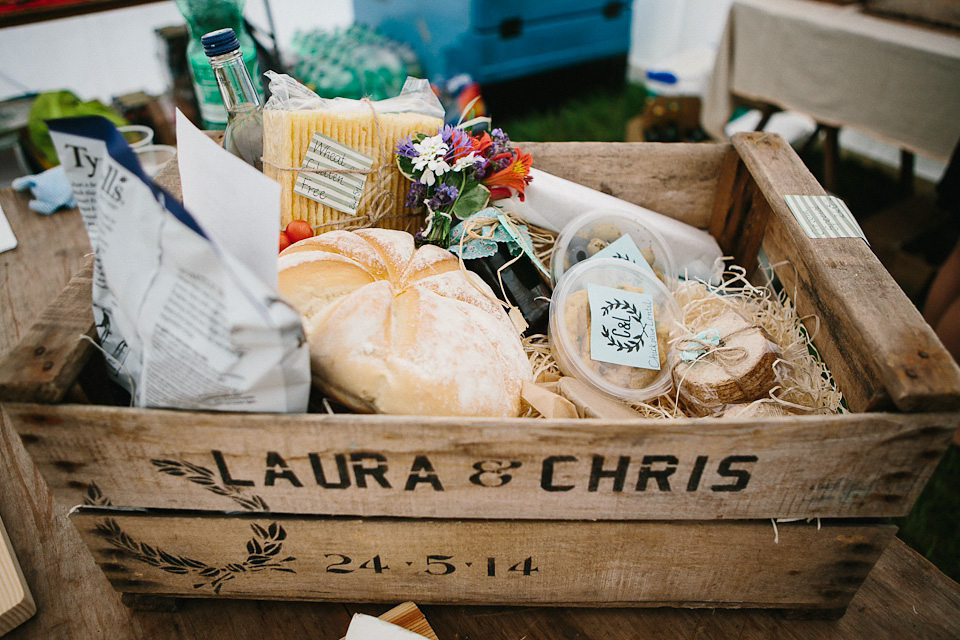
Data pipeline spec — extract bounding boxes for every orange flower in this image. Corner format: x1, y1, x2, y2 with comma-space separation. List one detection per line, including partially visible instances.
470, 131, 493, 156
483, 148, 533, 201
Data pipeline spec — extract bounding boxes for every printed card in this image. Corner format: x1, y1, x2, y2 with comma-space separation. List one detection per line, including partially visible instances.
588, 283, 660, 370
295, 133, 374, 216
784, 195, 868, 244
592, 235, 658, 279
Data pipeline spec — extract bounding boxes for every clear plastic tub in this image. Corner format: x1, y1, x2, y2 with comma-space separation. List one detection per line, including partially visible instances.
548, 257, 682, 404
550, 209, 679, 291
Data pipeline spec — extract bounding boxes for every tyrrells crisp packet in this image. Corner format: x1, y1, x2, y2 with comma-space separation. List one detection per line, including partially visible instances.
48, 115, 310, 413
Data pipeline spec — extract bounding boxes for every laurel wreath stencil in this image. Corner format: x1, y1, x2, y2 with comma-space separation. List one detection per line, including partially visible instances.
84, 457, 296, 595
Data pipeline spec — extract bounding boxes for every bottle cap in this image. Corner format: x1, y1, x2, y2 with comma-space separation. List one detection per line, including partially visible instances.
202, 28, 240, 57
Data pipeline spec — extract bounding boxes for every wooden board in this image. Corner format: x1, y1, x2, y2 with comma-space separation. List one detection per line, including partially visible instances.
341, 602, 438, 640
0, 255, 95, 404
6, 402, 955, 521
69, 507, 895, 611
521, 141, 725, 230
0, 515, 35, 636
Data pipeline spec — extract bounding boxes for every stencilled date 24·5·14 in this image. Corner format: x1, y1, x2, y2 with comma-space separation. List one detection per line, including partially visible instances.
323, 554, 539, 577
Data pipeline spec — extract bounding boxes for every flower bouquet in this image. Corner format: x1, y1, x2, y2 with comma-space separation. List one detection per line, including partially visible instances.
395, 124, 533, 247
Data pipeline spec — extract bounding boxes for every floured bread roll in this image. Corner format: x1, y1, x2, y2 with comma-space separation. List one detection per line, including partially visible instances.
278, 228, 532, 417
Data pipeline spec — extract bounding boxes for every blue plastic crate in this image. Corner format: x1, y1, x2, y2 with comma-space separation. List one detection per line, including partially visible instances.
353, 0, 632, 84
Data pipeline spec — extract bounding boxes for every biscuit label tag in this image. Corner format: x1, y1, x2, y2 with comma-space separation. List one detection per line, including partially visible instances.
592, 235, 658, 279
784, 195, 868, 244
295, 133, 374, 216
588, 284, 660, 370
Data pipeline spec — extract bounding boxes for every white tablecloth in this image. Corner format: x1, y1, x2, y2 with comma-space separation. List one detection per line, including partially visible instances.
702, 0, 960, 161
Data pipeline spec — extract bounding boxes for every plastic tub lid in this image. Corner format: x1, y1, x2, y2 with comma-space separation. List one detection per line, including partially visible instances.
548, 257, 682, 404
550, 209, 679, 291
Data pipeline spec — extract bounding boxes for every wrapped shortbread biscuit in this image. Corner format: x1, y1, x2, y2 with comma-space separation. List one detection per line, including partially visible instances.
261, 71, 444, 233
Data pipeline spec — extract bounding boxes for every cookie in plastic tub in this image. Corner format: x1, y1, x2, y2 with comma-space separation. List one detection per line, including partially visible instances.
548, 258, 682, 404
550, 209, 679, 291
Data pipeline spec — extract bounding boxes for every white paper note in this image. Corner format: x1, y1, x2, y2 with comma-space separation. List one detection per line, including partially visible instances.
176, 109, 281, 288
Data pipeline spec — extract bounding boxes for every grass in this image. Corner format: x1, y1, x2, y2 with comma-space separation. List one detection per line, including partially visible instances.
484, 67, 960, 583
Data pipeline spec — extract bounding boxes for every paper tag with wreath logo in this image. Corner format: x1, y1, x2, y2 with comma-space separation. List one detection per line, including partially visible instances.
588, 283, 660, 370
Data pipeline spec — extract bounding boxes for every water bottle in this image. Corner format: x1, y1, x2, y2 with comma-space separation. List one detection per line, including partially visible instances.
202, 28, 263, 169
175, 0, 262, 130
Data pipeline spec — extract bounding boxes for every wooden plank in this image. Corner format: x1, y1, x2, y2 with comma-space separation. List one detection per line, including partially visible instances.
729, 132, 960, 414
0, 190, 91, 357
709, 146, 772, 275
518, 142, 726, 230
0, 514, 35, 635
69, 507, 895, 611
8, 402, 954, 520
0, 256, 96, 404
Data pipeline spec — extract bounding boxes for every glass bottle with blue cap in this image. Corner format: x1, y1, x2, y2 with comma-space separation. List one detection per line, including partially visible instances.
202, 28, 263, 170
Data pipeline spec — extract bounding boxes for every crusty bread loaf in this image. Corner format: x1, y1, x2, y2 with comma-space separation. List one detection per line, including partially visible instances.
278, 228, 532, 417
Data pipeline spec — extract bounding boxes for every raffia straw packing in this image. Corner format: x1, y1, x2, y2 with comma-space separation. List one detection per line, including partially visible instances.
261, 71, 444, 233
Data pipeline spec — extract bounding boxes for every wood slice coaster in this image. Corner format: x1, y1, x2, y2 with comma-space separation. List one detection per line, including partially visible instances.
672, 309, 781, 407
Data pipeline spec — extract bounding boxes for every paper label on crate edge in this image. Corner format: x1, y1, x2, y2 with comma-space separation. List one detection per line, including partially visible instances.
294, 133, 373, 216
591, 235, 658, 279
784, 195, 868, 244
588, 283, 661, 370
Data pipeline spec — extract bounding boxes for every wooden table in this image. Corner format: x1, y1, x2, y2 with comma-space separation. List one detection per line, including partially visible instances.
2, 184, 960, 638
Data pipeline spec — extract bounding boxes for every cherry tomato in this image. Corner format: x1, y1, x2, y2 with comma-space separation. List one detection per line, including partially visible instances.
278, 231, 291, 253
285, 220, 314, 244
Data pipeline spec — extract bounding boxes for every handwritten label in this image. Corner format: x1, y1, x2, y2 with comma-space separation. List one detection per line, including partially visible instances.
592, 235, 658, 279
784, 195, 867, 244
587, 284, 660, 369
294, 133, 374, 216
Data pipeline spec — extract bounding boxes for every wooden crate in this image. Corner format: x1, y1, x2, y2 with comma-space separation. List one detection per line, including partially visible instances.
2, 134, 959, 618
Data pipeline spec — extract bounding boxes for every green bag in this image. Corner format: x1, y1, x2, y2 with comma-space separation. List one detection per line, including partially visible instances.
27, 91, 128, 167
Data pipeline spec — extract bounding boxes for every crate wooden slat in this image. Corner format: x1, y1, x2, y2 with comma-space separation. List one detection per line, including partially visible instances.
70, 508, 894, 612
2, 134, 958, 616
5, 403, 954, 521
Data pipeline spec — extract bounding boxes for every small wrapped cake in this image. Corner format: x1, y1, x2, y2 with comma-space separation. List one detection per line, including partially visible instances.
278, 228, 532, 417
671, 309, 782, 411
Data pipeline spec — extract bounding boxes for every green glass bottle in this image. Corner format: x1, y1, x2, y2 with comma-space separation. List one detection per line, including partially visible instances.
175, 0, 262, 130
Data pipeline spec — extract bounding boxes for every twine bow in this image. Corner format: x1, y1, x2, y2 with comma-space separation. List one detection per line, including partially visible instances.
671, 322, 774, 406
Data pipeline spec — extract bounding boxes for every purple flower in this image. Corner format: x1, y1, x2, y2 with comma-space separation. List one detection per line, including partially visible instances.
441, 124, 475, 162
405, 181, 427, 208
426, 183, 459, 210
396, 135, 419, 158
490, 128, 512, 156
